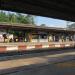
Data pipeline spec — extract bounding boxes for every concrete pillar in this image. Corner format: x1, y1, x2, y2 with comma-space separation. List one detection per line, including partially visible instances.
38, 35, 40, 42
28, 33, 32, 42
48, 34, 53, 42
73, 34, 75, 41
53, 35, 55, 42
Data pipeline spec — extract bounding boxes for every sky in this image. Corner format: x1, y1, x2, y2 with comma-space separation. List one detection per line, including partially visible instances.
35, 16, 67, 28
0, 10, 73, 28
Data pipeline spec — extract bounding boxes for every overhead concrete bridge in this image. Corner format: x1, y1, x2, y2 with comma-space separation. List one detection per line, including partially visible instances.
1, 0, 75, 21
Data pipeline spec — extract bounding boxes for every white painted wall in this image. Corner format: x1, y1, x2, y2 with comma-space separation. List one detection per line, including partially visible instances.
8, 34, 13, 39
31, 39, 38, 42
0, 34, 4, 42
39, 39, 48, 42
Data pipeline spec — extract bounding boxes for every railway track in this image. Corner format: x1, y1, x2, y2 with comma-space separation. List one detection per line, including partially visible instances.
0, 47, 75, 75
3, 60, 75, 75
0, 47, 75, 61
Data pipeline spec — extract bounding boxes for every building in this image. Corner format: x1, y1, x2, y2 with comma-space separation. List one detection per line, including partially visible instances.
0, 22, 75, 43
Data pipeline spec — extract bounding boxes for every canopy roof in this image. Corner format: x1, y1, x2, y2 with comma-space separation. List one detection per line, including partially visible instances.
0, 23, 75, 33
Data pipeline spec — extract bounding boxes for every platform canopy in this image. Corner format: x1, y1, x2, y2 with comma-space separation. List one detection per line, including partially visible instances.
1, 0, 75, 21
0, 23, 75, 33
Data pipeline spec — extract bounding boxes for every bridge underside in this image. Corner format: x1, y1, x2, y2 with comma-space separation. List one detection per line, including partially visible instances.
1, 0, 75, 21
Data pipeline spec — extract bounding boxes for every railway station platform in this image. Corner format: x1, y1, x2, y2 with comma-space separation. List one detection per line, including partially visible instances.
0, 41, 74, 53
0, 50, 75, 74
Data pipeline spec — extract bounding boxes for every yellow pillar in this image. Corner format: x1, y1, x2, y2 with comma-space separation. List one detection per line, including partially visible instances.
28, 33, 32, 42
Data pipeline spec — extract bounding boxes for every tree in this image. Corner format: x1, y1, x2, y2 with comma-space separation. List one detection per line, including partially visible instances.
25, 15, 35, 24
8, 13, 17, 23
40, 24, 46, 27
67, 23, 75, 29
0, 10, 35, 24
0, 11, 8, 22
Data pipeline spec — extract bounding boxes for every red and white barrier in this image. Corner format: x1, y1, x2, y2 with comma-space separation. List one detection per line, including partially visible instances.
6, 46, 18, 51
0, 43, 74, 53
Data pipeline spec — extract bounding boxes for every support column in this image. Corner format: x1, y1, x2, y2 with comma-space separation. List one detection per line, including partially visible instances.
48, 34, 53, 42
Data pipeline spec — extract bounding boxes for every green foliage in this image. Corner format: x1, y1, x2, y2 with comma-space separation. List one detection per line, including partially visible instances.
0, 11, 8, 22
40, 24, 46, 27
67, 23, 75, 29
0, 10, 35, 24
